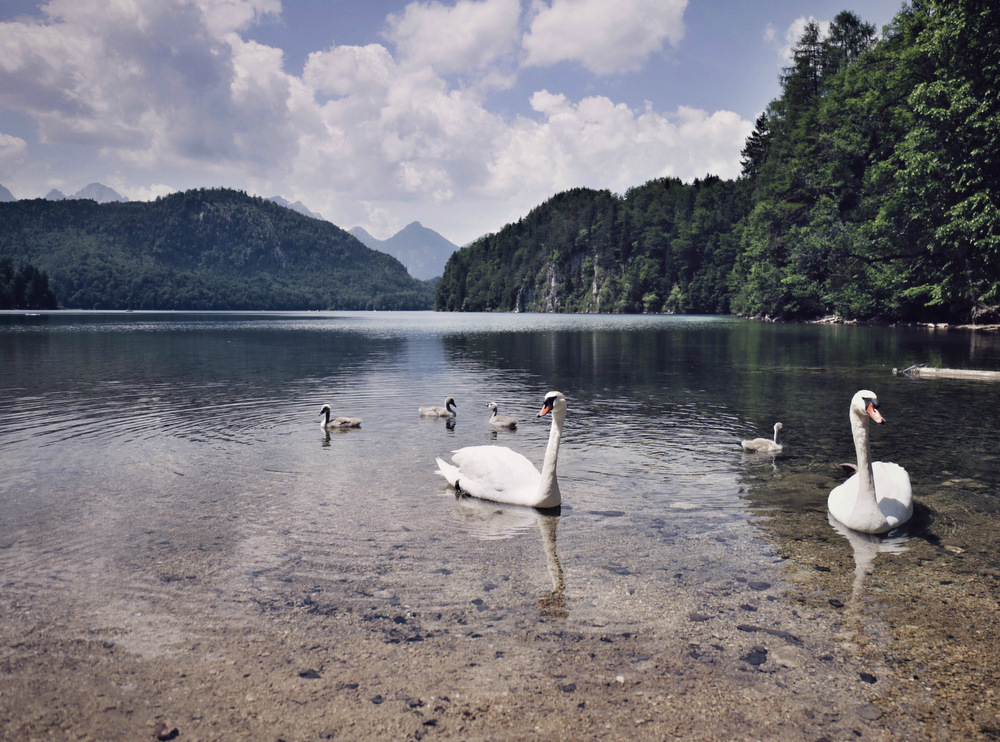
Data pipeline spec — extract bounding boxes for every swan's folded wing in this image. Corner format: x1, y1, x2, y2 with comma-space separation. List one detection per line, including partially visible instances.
872, 461, 913, 525
435, 457, 461, 487
449, 445, 540, 500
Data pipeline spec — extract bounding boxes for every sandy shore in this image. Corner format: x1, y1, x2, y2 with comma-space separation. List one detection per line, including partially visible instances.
3, 489, 998, 742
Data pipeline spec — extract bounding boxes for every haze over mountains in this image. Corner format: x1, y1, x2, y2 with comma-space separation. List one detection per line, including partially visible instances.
0, 182, 458, 281
41, 182, 129, 203
349, 223, 458, 280
266, 196, 325, 221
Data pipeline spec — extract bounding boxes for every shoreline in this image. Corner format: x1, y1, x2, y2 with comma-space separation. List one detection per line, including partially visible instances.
3, 501, 997, 740
802, 313, 1000, 332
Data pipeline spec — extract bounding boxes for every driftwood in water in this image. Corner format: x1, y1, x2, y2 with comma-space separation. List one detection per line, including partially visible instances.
895, 363, 1000, 380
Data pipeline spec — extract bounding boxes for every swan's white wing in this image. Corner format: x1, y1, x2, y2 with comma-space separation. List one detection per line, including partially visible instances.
445, 445, 541, 505
435, 457, 462, 487
829, 463, 913, 533
828, 473, 864, 528
741, 437, 780, 452
872, 461, 913, 526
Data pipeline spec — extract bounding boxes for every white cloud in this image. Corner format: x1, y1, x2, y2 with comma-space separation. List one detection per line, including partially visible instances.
192, 0, 282, 38
384, 0, 521, 75
0, 0, 753, 242
303, 43, 397, 97
0, 132, 28, 170
523, 0, 687, 74
485, 92, 751, 201
295, 49, 507, 203
122, 182, 179, 202
0, 0, 309, 181
778, 16, 831, 63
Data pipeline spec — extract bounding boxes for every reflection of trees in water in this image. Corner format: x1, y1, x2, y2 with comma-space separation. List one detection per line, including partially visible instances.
451, 496, 566, 621
5, 319, 406, 443
444, 323, 744, 402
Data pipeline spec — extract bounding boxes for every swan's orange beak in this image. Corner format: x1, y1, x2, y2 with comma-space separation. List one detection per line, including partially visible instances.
866, 402, 886, 424
538, 402, 553, 417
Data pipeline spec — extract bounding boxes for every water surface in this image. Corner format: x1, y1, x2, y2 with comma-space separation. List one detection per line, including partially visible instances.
2, 310, 999, 738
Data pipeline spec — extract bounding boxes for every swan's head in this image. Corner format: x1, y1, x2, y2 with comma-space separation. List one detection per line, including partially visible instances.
319, 404, 331, 416
486, 402, 498, 412
445, 396, 456, 408
851, 390, 885, 424
774, 422, 783, 432
537, 391, 567, 418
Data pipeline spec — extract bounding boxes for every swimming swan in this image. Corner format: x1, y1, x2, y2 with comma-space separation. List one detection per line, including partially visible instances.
319, 404, 362, 429
741, 422, 783, 453
419, 396, 457, 418
436, 391, 567, 509
828, 390, 912, 534
486, 402, 517, 429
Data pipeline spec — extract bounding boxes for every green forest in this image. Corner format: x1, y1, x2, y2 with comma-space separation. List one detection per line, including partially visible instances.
0, 189, 434, 310
0, 258, 58, 310
437, 0, 1000, 324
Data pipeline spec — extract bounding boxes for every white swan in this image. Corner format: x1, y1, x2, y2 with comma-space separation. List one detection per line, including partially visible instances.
436, 391, 567, 509
741, 422, 783, 453
419, 396, 457, 418
486, 401, 517, 429
828, 390, 912, 534
319, 404, 362, 429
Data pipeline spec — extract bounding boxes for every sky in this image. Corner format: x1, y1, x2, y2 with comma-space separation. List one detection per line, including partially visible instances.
0, 0, 906, 245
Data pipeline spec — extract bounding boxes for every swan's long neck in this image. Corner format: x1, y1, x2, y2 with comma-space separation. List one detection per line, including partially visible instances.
773, 426, 781, 445
535, 409, 565, 508
850, 410, 881, 519
322, 408, 331, 424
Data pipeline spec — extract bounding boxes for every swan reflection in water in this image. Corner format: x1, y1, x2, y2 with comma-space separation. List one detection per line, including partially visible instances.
321, 426, 362, 446
741, 443, 783, 474
828, 512, 911, 609
451, 495, 566, 619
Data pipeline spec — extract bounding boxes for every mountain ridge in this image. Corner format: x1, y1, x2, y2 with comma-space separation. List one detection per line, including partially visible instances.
0, 187, 433, 311
267, 195, 324, 220
349, 221, 457, 280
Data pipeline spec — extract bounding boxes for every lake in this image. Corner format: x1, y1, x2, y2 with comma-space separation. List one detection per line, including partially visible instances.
2, 310, 999, 740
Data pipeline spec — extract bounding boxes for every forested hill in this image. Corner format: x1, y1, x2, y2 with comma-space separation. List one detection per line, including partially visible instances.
0, 188, 433, 310
435, 180, 744, 314
438, 1, 1000, 325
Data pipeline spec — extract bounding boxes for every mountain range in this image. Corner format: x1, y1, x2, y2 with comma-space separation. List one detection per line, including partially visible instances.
1, 182, 457, 281
349, 222, 457, 280
0, 187, 433, 311
266, 195, 325, 221
42, 182, 129, 203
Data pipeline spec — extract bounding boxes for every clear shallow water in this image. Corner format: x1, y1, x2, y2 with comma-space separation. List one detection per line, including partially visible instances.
2, 310, 1000, 659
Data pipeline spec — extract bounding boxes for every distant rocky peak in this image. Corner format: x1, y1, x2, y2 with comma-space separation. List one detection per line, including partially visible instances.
348, 226, 382, 249
74, 183, 128, 203
267, 195, 324, 221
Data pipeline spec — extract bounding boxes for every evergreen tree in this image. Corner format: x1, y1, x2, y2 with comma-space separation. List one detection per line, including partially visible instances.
0, 258, 58, 309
